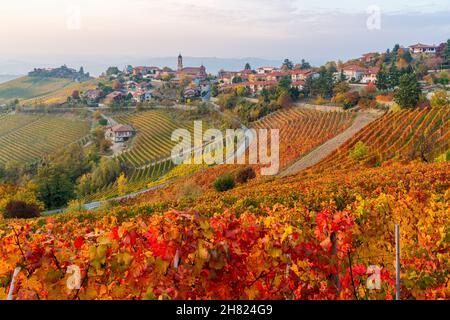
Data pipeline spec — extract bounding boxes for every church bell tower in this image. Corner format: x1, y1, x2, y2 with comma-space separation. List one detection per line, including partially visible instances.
177, 53, 183, 71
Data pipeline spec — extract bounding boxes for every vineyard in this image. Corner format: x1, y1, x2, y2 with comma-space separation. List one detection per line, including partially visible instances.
114, 110, 194, 168
0, 162, 448, 300
311, 108, 450, 172
0, 114, 90, 165
252, 108, 355, 169
81, 110, 207, 201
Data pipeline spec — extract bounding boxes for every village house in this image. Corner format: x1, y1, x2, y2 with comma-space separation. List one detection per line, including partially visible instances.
132, 91, 152, 103
290, 69, 318, 82
222, 80, 278, 94
361, 67, 379, 84
408, 43, 438, 55
340, 65, 367, 82
361, 53, 378, 64
266, 71, 290, 82
105, 124, 135, 143
256, 67, 279, 75
132, 66, 161, 76
218, 70, 238, 84
82, 89, 104, 106
292, 80, 305, 90
104, 91, 127, 104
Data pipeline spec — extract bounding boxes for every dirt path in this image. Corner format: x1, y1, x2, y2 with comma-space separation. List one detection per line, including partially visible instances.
279, 111, 382, 177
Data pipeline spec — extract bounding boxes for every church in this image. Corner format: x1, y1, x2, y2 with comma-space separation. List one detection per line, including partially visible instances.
176, 53, 207, 82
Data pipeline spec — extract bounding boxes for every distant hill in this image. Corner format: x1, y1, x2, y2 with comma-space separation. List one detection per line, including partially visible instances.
0, 76, 97, 105
0, 74, 22, 84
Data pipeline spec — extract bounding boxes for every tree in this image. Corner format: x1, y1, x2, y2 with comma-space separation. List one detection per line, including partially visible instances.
430, 90, 449, 108
232, 76, 243, 84
35, 164, 75, 209
388, 63, 400, 89
211, 84, 219, 97
300, 59, 311, 69
282, 59, 293, 70
333, 82, 350, 95
277, 91, 293, 108
117, 173, 127, 196
394, 73, 422, 109
376, 66, 389, 91
244, 63, 252, 70
443, 39, 450, 63
106, 66, 120, 76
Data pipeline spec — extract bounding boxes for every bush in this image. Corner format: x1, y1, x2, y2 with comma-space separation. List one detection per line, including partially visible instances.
4, 200, 41, 219
349, 141, 370, 161
213, 174, 235, 192
235, 166, 256, 184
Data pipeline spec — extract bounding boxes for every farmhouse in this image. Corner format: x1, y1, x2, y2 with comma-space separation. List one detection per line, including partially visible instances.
408, 43, 437, 55
361, 67, 379, 84
82, 89, 104, 106
105, 124, 135, 143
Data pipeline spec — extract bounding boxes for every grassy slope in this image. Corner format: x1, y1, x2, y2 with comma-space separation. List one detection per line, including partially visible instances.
0, 76, 97, 105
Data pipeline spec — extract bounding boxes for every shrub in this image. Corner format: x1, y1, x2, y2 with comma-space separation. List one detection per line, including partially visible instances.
235, 166, 256, 184
349, 141, 370, 161
4, 200, 41, 219
213, 174, 235, 192
314, 96, 327, 105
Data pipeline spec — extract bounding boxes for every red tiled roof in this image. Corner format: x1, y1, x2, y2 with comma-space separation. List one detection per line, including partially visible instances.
409, 43, 437, 49
342, 65, 367, 72
111, 124, 134, 132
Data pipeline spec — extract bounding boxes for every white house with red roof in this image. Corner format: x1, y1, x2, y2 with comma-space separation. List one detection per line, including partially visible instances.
340, 65, 367, 82
361, 67, 380, 84
105, 124, 135, 143
408, 43, 437, 55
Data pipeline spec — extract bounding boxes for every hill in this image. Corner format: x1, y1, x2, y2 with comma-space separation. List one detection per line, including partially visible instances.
0, 76, 96, 105
0, 161, 447, 300
0, 113, 90, 165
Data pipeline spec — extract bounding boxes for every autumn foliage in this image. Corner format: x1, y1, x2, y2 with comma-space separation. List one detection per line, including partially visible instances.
0, 162, 448, 300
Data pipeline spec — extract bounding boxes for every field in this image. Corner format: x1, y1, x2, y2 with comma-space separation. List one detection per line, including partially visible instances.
0, 76, 97, 105
252, 108, 355, 169
114, 110, 194, 168
0, 113, 90, 165
81, 110, 205, 201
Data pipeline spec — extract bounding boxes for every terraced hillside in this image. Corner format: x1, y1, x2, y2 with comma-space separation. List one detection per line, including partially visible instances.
114, 110, 195, 168
252, 108, 356, 169
311, 108, 450, 172
0, 114, 90, 164
82, 110, 200, 201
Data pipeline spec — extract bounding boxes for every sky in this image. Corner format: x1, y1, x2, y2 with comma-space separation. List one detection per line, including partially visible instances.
0, 0, 449, 74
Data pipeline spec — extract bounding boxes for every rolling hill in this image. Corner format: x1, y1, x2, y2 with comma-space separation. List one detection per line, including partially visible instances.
0, 76, 97, 105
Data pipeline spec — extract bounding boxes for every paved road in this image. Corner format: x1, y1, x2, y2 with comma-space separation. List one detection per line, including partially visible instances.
279, 111, 382, 177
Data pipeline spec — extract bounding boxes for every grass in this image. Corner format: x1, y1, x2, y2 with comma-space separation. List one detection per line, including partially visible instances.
0, 76, 97, 105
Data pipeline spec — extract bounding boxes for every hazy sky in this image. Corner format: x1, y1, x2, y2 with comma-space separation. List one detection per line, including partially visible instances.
0, 0, 449, 65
